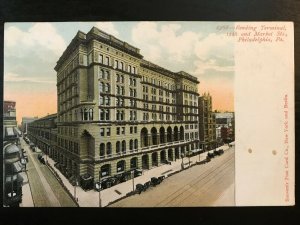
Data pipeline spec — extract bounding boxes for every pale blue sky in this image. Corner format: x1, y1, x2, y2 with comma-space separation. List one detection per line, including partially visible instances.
4, 22, 234, 122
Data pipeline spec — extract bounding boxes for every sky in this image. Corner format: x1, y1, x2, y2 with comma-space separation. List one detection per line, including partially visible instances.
4, 22, 234, 124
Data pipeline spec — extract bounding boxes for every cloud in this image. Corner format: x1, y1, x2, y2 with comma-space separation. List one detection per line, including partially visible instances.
95, 22, 119, 36
193, 33, 234, 75
5, 23, 66, 56
192, 59, 234, 75
132, 22, 202, 63
4, 72, 55, 84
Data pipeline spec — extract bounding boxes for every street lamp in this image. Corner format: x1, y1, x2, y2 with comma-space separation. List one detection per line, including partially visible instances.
96, 171, 102, 207
181, 153, 184, 170
131, 170, 135, 192
188, 150, 191, 167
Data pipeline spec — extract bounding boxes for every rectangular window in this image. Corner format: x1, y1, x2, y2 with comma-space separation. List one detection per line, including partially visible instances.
100, 128, 105, 136
107, 128, 111, 136
134, 127, 137, 133
130, 127, 133, 134
121, 127, 125, 135
99, 54, 103, 63
116, 127, 120, 135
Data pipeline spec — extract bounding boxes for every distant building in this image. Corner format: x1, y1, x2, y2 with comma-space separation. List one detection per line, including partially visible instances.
27, 113, 57, 159
21, 117, 38, 134
215, 112, 234, 127
3, 101, 21, 143
198, 93, 217, 151
214, 112, 235, 142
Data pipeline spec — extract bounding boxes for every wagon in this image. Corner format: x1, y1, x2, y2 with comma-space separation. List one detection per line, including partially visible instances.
136, 184, 144, 194
150, 177, 160, 186
143, 181, 151, 191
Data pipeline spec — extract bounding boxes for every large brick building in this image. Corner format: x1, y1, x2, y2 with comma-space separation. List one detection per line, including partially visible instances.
50, 27, 200, 183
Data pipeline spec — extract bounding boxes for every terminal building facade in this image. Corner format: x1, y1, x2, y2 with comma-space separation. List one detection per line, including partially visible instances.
51, 27, 200, 183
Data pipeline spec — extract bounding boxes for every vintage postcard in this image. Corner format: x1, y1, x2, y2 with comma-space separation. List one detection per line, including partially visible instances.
3, 21, 294, 207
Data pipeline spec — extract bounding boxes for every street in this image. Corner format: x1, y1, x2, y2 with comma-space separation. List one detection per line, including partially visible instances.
21, 138, 77, 207
109, 146, 235, 207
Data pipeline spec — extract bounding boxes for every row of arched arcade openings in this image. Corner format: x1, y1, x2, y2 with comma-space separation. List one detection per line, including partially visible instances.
140, 126, 185, 148
99, 145, 198, 178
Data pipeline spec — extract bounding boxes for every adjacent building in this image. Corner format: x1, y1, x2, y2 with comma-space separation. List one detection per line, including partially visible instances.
21, 117, 38, 134
27, 113, 58, 159
198, 93, 217, 151
3, 101, 25, 207
49, 27, 200, 184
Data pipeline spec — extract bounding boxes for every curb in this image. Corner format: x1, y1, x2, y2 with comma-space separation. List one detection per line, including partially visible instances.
45, 162, 79, 207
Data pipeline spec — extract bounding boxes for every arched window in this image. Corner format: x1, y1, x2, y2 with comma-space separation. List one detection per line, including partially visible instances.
105, 109, 110, 120
141, 128, 148, 147
134, 139, 138, 149
128, 65, 132, 73
106, 71, 110, 80
160, 127, 165, 144
116, 141, 120, 154
105, 83, 110, 93
115, 60, 119, 69
98, 69, 104, 79
99, 96, 104, 105
130, 157, 137, 169
84, 108, 88, 120
100, 109, 105, 121
151, 127, 158, 145
120, 75, 124, 83
105, 96, 110, 106
174, 126, 178, 141
122, 140, 126, 153
129, 140, 133, 150
99, 82, 104, 92
117, 74, 120, 82
133, 79, 136, 86
116, 110, 120, 120
120, 62, 124, 70
106, 142, 112, 156
100, 143, 105, 156
89, 108, 93, 120
117, 160, 125, 172
180, 126, 184, 140
100, 164, 110, 178
167, 127, 172, 142
80, 109, 84, 120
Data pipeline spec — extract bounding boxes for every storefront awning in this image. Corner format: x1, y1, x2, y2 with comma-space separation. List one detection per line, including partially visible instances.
14, 127, 22, 136
191, 148, 201, 153
6, 127, 15, 136
12, 161, 23, 173
5, 174, 24, 183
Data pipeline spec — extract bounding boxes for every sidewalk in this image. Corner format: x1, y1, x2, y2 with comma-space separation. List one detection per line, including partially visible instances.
20, 171, 34, 207
19, 139, 34, 207
46, 144, 231, 207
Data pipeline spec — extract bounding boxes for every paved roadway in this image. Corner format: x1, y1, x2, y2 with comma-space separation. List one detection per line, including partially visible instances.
109, 146, 235, 207
21, 138, 77, 207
